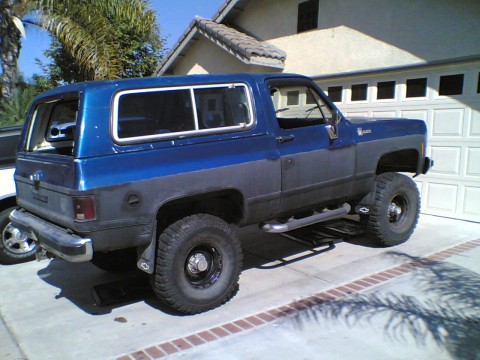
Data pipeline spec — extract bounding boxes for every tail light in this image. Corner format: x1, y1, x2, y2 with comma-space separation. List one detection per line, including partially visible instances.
73, 196, 96, 221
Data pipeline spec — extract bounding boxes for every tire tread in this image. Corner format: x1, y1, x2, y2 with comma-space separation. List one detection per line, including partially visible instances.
364, 173, 420, 247
151, 214, 242, 314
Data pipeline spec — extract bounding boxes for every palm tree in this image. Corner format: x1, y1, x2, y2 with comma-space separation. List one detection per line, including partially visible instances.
1, 0, 160, 100
33, 0, 161, 80
0, 86, 37, 127
0, 0, 32, 99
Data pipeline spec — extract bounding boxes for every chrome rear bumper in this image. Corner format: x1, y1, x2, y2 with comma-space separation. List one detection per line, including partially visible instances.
9, 209, 92, 262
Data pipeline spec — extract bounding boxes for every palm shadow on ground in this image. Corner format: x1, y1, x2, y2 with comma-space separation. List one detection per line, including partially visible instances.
289, 252, 480, 360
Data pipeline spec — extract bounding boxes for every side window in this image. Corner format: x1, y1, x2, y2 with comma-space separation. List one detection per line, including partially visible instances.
114, 84, 253, 142
194, 86, 250, 129
269, 84, 332, 129
118, 89, 194, 138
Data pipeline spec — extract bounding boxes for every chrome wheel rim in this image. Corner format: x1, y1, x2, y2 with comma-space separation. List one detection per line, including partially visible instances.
388, 193, 409, 226
2, 223, 35, 254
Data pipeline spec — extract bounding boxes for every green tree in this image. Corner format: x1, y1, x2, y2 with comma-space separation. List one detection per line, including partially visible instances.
1, 0, 161, 101
0, 0, 32, 99
0, 86, 37, 127
35, 0, 162, 82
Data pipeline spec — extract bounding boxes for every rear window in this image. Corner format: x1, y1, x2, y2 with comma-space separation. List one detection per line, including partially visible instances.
26, 98, 79, 155
112, 83, 253, 143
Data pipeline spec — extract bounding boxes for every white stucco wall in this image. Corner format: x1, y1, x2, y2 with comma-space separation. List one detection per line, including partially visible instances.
169, 0, 480, 76
171, 37, 277, 75
233, 0, 480, 76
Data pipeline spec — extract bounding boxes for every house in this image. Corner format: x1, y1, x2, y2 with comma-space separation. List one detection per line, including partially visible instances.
155, 0, 480, 222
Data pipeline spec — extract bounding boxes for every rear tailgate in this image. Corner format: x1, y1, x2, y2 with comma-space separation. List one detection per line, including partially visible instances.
14, 95, 81, 228
15, 153, 78, 228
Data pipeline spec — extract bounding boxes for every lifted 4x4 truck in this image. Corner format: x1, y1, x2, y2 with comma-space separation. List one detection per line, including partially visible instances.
10, 73, 432, 314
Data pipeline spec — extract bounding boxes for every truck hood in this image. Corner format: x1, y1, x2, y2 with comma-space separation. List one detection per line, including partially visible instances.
347, 117, 411, 124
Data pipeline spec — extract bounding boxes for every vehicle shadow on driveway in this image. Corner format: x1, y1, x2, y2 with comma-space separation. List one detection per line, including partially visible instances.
35, 220, 372, 316
289, 251, 480, 360
37, 259, 154, 315
241, 219, 375, 270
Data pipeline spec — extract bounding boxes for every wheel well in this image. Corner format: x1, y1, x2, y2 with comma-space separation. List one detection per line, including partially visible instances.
156, 190, 244, 231
376, 149, 419, 175
0, 196, 17, 212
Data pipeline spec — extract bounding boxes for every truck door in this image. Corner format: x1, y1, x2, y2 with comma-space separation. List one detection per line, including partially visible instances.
267, 79, 356, 213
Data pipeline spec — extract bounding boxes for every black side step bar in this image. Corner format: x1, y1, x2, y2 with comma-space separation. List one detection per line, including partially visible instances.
260, 203, 351, 234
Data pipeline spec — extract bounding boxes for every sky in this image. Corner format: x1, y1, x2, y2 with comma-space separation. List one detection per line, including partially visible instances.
18, 0, 225, 79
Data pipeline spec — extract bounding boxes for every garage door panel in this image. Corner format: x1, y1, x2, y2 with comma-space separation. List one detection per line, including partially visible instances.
464, 186, 480, 217
432, 109, 464, 137
414, 180, 423, 194
426, 183, 458, 212
373, 111, 396, 118
466, 148, 480, 176
429, 146, 461, 175
470, 110, 480, 136
401, 110, 427, 121
320, 62, 480, 222
346, 111, 369, 117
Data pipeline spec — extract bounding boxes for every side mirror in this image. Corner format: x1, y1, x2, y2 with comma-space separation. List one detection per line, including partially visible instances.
333, 109, 342, 125
325, 109, 341, 141
325, 124, 338, 140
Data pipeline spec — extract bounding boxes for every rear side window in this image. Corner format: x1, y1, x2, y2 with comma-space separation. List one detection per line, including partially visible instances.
27, 98, 79, 155
113, 83, 253, 143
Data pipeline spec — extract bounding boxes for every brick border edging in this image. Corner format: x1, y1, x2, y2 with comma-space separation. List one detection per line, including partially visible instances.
118, 239, 480, 360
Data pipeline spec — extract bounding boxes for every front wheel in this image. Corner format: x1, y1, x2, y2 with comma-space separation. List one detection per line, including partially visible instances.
0, 207, 37, 264
151, 214, 242, 314
362, 173, 420, 246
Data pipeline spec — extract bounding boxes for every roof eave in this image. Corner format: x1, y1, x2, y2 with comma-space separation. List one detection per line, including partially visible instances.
212, 0, 250, 23
197, 27, 285, 69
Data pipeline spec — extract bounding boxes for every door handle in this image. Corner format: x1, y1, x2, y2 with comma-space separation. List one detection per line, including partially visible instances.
276, 135, 295, 143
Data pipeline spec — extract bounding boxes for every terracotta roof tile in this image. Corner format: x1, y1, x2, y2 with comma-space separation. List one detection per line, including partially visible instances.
195, 17, 286, 61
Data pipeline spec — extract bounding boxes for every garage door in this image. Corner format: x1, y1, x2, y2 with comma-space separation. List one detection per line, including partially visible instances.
318, 61, 480, 222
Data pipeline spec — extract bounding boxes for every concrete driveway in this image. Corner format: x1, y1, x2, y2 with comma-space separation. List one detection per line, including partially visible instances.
1, 214, 479, 360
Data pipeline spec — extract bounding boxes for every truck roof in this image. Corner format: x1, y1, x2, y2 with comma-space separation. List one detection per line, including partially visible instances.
34, 73, 307, 100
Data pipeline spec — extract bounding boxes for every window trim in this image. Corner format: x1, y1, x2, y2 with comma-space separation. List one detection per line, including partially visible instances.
111, 83, 255, 145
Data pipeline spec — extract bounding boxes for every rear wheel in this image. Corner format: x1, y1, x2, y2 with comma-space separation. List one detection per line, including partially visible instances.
0, 207, 37, 264
363, 173, 420, 246
151, 214, 242, 314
